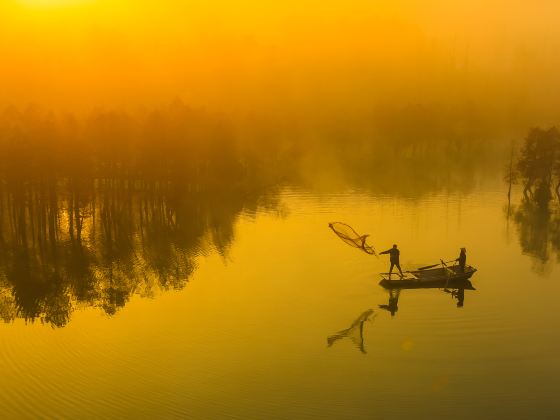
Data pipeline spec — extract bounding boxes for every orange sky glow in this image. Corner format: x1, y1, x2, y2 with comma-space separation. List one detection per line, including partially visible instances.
1, 0, 559, 124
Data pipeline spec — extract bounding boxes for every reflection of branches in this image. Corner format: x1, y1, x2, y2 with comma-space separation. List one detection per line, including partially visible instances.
0, 177, 278, 327
327, 309, 375, 354
510, 196, 560, 272
507, 126, 560, 272
0, 105, 284, 327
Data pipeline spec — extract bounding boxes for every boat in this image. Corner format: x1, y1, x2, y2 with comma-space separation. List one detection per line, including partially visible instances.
379, 264, 477, 289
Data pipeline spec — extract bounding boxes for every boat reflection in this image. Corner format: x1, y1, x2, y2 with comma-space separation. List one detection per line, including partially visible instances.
327, 309, 376, 354
378, 280, 476, 316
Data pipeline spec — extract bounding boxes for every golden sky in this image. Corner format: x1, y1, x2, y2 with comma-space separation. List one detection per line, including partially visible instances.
1, 0, 560, 120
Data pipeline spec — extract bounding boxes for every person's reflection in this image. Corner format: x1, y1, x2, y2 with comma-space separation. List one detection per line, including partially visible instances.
444, 287, 465, 307
378, 289, 400, 316
327, 309, 375, 353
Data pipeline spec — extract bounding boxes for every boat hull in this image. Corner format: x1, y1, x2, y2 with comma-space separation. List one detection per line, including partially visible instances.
379, 266, 477, 289
379, 277, 475, 290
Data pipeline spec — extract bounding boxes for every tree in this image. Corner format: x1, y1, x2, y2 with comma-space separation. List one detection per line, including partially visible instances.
516, 127, 560, 203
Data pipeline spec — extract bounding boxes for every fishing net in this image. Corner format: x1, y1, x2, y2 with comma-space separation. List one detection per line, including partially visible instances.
329, 222, 377, 256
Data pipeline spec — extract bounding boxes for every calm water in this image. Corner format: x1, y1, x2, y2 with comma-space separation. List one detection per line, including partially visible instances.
1, 180, 559, 419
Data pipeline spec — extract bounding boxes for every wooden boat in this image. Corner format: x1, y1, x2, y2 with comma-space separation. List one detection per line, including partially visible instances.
379, 265, 477, 289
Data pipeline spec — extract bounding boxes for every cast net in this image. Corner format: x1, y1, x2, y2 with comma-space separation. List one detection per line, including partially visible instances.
329, 222, 377, 256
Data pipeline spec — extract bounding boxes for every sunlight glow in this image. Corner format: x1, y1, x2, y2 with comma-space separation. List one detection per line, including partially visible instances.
18, 0, 91, 8
2, 0, 560, 117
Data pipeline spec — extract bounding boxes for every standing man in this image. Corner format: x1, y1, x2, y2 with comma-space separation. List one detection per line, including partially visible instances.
380, 244, 403, 278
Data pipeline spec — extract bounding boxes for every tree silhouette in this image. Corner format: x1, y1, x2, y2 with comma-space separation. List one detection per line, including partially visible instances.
0, 104, 280, 327
508, 126, 560, 272
516, 127, 560, 203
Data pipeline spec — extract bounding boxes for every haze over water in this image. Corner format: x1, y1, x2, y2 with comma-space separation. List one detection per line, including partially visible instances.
2, 1, 560, 419
1, 161, 559, 419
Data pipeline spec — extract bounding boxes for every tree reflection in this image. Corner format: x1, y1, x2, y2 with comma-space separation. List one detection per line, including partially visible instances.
0, 105, 280, 327
507, 127, 560, 271
510, 197, 560, 271
0, 177, 278, 327
0, 103, 498, 326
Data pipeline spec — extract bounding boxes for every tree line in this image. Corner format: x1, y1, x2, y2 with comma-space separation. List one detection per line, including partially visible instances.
0, 103, 282, 327
0, 100, 505, 325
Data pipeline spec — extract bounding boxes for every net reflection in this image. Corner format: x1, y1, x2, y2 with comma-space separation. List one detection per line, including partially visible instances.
327, 309, 376, 354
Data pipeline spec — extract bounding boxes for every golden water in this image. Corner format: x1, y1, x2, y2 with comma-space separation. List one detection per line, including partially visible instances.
1, 182, 559, 419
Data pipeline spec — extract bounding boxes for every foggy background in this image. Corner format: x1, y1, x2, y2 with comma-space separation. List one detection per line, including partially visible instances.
1, 0, 560, 330
1, 0, 560, 169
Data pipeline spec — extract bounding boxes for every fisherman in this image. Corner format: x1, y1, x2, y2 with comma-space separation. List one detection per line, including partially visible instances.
380, 244, 403, 278
456, 247, 467, 272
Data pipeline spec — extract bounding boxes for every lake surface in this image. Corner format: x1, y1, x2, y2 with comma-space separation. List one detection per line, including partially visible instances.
1, 178, 559, 419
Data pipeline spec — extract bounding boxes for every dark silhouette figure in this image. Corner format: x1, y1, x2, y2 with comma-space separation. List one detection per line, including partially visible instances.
456, 248, 467, 272
455, 288, 465, 307
444, 287, 466, 307
380, 244, 403, 278
378, 289, 400, 317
